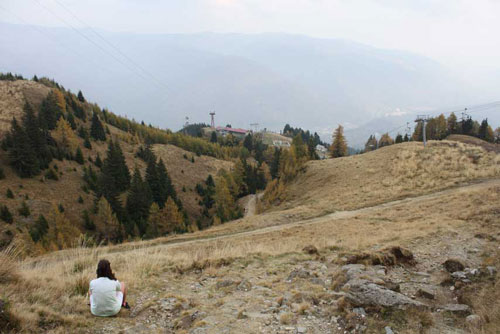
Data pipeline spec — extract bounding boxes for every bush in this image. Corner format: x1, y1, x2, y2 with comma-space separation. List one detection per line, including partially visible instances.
0, 206, 13, 223
77, 196, 84, 204
45, 168, 59, 180
58, 203, 65, 213
18, 201, 30, 217
5, 188, 14, 199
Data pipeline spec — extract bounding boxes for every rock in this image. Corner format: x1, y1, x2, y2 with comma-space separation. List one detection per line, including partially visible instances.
343, 279, 425, 309
465, 314, 483, 327
341, 264, 366, 279
384, 326, 394, 334
309, 278, 325, 286
441, 304, 471, 316
216, 280, 235, 289
451, 271, 467, 280
236, 279, 252, 292
486, 266, 497, 276
352, 307, 366, 316
287, 268, 310, 281
297, 326, 307, 333
384, 281, 401, 293
302, 245, 319, 255
443, 259, 465, 273
417, 288, 435, 300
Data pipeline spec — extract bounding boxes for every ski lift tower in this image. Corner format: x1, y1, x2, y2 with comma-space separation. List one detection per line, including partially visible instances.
209, 112, 216, 128
415, 115, 430, 147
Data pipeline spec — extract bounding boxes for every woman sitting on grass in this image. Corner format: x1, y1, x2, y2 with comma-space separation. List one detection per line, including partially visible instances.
89, 259, 130, 316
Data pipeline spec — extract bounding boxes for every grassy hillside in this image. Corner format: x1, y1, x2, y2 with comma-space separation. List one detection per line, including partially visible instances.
0, 79, 235, 253
1, 139, 498, 333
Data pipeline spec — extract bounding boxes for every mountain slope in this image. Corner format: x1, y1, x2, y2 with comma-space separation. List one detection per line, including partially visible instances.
0, 79, 233, 250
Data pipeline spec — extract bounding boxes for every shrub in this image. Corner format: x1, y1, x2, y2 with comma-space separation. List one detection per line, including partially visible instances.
58, 204, 65, 213
45, 168, 59, 180
0, 206, 13, 223
5, 188, 14, 199
77, 196, 84, 204
18, 201, 30, 217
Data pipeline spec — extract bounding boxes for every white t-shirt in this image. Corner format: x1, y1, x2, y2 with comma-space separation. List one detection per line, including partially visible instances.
89, 277, 123, 317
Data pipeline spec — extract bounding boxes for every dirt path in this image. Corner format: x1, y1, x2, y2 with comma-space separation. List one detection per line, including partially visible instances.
118, 178, 500, 255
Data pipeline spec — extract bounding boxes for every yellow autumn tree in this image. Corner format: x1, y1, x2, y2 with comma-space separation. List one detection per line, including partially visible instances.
52, 118, 79, 153
146, 198, 185, 238
378, 133, 394, 147
214, 176, 239, 223
259, 161, 272, 183
330, 125, 348, 158
94, 197, 123, 243
45, 204, 81, 250
53, 89, 66, 113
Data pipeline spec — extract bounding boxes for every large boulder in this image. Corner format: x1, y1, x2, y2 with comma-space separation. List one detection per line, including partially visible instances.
443, 259, 465, 273
343, 279, 425, 309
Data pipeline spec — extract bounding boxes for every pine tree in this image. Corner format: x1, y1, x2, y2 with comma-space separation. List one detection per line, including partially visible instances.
243, 133, 253, 152
8, 118, 40, 177
395, 134, 403, 144
478, 119, 490, 140
126, 167, 153, 236
82, 209, 95, 230
0, 205, 13, 224
210, 131, 217, 143
22, 102, 51, 169
39, 90, 64, 130
90, 112, 106, 141
364, 135, 378, 152
101, 140, 130, 192
75, 147, 84, 164
77, 90, 85, 102
403, 133, 410, 142
330, 125, 348, 158
94, 154, 102, 168
18, 200, 30, 217
157, 158, 179, 207
6, 188, 14, 199
270, 148, 281, 179
84, 137, 92, 149
29, 215, 49, 242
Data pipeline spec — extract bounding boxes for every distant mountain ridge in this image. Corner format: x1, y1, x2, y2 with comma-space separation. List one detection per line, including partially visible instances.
1, 22, 495, 147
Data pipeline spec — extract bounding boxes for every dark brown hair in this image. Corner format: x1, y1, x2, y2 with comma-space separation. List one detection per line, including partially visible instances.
96, 259, 116, 280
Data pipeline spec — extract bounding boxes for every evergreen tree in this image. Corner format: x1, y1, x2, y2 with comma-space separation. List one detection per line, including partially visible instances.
66, 111, 77, 130
210, 131, 217, 143
84, 137, 92, 149
478, 119, 490, 140
18, 200, 30, 217
101, 140, 130, 193
270, 148, 281, 179
77, 90, 85, 102
462, 117, 474, 135
29, 215, 49, 242
157, 158, 179, 207
39, 90, 64, 130
82, 209, 95, 230
8, 118, 39, 177
395, 134, 403, 143
90, 112, 106, 141
23, 102, 52, 169
6, 188, 14, 199
330, 125, 348, 158
0, 205, 13, 224
126, 167, 153, 236
364, 135, 377, 152
243, 133, 254, 152
94, 154, 102, 168
75, 147, 84, 164
403, 133, 410, 142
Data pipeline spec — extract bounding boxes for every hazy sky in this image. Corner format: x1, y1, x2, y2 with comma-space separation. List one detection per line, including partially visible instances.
1, 0, 500, 69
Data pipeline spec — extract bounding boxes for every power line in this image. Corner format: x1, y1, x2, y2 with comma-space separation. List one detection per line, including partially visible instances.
51, 0, 172, 93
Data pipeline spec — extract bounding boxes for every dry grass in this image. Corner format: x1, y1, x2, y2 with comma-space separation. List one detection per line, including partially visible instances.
0, 80, 51, 136
0, 244, 21, 284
